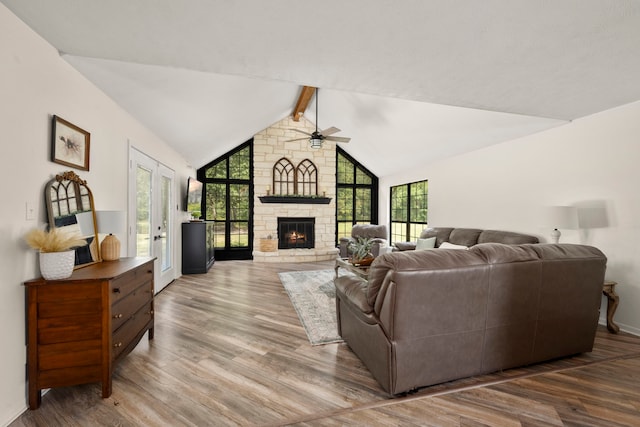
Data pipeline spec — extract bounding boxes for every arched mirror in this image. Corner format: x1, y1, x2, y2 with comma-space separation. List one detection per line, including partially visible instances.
45, 171, 101, 267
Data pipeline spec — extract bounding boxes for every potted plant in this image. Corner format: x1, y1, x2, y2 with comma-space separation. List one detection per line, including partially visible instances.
347, 236, 375, 266
24, 228, 87, 280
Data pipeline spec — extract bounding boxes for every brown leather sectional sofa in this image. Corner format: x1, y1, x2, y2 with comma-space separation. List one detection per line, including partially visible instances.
334, 242, 607, 395
393, 227, 540, 251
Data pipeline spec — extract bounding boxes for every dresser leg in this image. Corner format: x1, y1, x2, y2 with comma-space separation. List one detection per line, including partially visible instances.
29, 387, 41, 410
102, 379, 112, 398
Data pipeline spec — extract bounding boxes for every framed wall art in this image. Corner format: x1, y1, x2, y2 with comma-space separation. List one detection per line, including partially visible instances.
51, 115, 90, 171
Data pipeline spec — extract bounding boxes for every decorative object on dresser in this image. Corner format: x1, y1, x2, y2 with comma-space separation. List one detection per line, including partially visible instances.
44, 171, 102, 267
181, 221, 215, 274
24, 257, 155, 409
24, 228, 88, 280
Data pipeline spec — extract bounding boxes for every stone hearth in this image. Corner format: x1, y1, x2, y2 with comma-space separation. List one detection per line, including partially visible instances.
252, 116, 339, 263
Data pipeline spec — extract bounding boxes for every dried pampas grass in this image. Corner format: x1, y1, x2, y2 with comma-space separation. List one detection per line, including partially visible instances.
25, 228, 88, 253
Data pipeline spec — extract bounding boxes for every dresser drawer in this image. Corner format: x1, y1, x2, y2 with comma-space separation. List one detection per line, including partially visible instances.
37, 313, 102, 345
111, 281, 153, 331
112, 301, 153, 361
38, 339, 102, 370
109, 264, 153, 304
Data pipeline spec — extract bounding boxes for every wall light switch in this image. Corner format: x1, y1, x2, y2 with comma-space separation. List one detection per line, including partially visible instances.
26, 202, 36, 220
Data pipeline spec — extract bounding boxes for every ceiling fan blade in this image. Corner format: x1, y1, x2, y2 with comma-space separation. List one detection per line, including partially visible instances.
320, 126, 341, 136
283, 137, 310, 142
325, 136, 351, 143
289, 128, 313, 136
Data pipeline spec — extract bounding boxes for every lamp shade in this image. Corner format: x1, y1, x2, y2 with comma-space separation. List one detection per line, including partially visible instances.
309, 137, 323, 149
96, 211, 126, 261
96, 210, 126, 234
544, 206, 579, 229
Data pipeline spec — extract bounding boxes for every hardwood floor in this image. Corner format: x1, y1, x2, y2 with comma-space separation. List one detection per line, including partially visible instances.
11, 260, 640, 426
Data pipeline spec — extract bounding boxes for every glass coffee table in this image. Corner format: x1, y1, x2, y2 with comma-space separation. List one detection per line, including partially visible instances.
335, 258, 370, 280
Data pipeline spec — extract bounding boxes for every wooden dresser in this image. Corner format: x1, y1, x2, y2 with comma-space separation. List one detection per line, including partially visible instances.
24, 257, 155, 409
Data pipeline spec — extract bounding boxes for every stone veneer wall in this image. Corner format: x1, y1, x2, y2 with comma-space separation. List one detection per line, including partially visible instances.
253, 116, 339, 262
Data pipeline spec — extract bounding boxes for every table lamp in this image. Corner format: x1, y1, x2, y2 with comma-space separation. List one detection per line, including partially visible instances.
544, 206, 578, 243
97, 210, 126, 261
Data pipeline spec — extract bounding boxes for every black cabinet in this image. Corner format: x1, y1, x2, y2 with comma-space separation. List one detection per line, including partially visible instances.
182, 221, 215, 274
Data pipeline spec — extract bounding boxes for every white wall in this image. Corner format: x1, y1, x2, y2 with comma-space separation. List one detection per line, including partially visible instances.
0, 5, 193, 425
380, 99, 640, 337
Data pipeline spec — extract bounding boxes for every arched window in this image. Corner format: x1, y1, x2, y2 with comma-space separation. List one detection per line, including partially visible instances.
296, 159, 318, 196
273, 158, 295, 195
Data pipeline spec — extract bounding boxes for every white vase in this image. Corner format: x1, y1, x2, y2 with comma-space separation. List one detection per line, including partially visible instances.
39, 250, 76, 280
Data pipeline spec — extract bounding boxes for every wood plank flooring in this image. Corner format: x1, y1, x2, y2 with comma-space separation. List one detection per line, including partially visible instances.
11, 260, 640, 426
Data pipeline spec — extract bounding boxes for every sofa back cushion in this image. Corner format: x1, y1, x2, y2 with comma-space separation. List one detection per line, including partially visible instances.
448, 228, 483, 246
351, 224, 388, 239
419, 227, 539, 247
478, 230, 539, 245
418, 227, 454, 247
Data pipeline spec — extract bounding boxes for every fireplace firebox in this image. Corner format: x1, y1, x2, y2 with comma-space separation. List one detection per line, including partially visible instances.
278, 217, 315, 249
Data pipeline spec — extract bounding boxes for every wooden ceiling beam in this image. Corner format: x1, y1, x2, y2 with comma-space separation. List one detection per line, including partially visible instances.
292, 86, 316, 121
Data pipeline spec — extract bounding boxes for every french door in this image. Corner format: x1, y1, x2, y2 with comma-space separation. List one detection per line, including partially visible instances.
129, 147, 175, 292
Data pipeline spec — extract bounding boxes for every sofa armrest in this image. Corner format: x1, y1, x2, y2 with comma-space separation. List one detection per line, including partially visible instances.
393, 242, 416, 251
338, 237, 354, 258
334, 275, 373, 314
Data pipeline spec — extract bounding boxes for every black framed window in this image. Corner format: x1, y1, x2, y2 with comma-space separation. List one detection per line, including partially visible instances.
199, 140, 253, 260
390, 179, 428, 244
336, 147, 378, 244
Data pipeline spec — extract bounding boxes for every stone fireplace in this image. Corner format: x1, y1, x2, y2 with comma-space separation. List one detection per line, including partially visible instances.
252, 116, 339, 262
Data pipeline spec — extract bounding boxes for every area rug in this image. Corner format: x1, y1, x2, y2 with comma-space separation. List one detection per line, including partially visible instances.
279, 269, 351, 345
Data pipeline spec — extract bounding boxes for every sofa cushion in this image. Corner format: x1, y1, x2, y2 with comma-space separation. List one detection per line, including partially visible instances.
448, 228, 483, 247
439, 241, 468, 250
419, 227, 454, 247
415, 237, 436, 250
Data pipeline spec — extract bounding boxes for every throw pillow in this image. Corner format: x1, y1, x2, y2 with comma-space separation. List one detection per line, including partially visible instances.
439, 241, 469, 250
415, 237, 437, 250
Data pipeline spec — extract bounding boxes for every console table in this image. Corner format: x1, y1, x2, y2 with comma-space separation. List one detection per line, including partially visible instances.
603, 280, 620, 333
335, 257, 370, 280
24, 257, 155, 409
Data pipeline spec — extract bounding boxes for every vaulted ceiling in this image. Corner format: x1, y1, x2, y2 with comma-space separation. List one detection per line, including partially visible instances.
4, 1, 640, 176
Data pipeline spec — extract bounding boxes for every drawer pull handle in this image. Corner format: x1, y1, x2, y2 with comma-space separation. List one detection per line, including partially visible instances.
147, 310, 154, 315
114, 342, 122, 348
113, 288, 121, 294
113, 313, 123, 319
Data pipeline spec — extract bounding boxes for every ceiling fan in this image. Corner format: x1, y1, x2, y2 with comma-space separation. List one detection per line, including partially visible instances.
288, 89, 351, 149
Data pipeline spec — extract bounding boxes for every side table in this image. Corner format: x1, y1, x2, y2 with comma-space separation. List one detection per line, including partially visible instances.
603, 280, 620, 333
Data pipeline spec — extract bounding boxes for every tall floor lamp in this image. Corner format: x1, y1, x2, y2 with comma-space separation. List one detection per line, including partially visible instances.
545, 206, 578, 244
